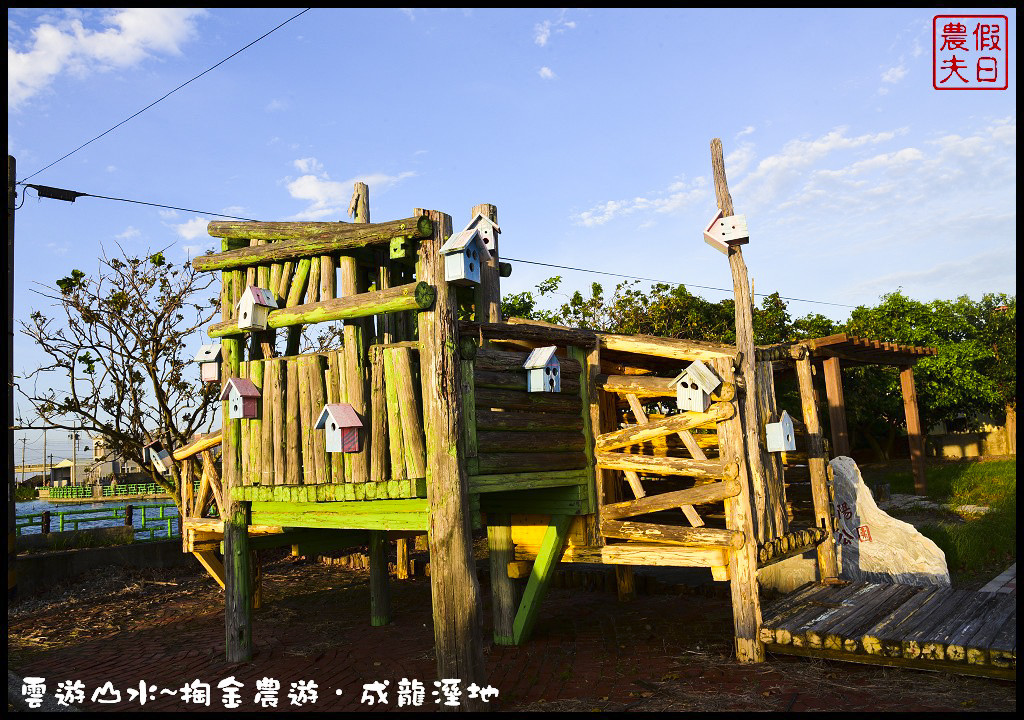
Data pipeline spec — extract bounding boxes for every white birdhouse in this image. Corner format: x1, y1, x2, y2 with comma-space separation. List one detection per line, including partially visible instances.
439, 229, 487, 286
220, 377, 261, 419
523, 346, 561, 393
670, 360, 722, 412
195, 344, 222, 383
463, 213, 501, 257
703, 210, 750, 255
766, 410, 797, 452
236, 286, 278, 331
315, 403, 363, 453
144, 440, 171, 474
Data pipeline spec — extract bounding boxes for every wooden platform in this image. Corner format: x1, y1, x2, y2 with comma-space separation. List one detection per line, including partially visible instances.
761, 581, 1016, 680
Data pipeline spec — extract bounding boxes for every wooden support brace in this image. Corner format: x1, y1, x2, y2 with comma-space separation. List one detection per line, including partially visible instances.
509, 514, 572, 645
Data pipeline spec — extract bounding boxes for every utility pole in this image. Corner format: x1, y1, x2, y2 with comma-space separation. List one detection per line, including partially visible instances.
9, 155, 18, 599
20, 437, 26, 486
70, 428, 80, 486
42, 428, 46, 486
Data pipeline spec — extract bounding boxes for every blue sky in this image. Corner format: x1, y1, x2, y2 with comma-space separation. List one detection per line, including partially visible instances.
8, 8, 1017, 466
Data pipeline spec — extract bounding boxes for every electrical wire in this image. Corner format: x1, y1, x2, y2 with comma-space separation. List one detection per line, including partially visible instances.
503, 256, 857, 308
23, 185, 259, 222
18, 8, 312, 185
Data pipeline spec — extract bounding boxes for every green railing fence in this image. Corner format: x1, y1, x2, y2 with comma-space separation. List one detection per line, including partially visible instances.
48, 482, 171, 499
15, 503, 182, 543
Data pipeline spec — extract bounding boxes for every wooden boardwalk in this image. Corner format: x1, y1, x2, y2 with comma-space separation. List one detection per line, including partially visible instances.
760, 578, 1016, 680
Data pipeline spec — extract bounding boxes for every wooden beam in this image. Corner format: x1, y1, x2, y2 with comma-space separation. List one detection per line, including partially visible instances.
602, 479, 741, 519
597, 333, 738, 362
595, 452, 733, 480
172, 432, 222, 461
595, 402, 734, 451
601, 519, 743, 548
822, 356, 851, 457
207, 281, 435, 338
196, 216, 433, 271
899, 364, 927, 494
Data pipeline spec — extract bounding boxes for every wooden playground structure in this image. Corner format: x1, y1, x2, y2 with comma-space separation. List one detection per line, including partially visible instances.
165, 140, 1012, 688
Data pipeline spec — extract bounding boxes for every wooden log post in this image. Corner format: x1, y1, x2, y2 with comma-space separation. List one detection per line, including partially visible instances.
415, 208, 486, 692
710, 137, 775, 546
899, 364, 927, 495
342, 184, 371, 484
823, 356, 851, 457
712, 357, 764, 663
225, 500, 252, 661
755, 360, 788, 536
220, 241, 251, 661
369, 530, 392, 626
472, 204, 501, 323
793, 345, 839, 580
488, 512, 518, 645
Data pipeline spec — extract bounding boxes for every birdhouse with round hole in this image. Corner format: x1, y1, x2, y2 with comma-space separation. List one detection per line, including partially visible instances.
316, 403, 363, 453
439, 228, 486, 286
523, 345, 561, 393
220, 377, 261, 419
236, 286, 278, 332
144, 439, 171, 474
463, 213, 501, 257
195, 343, 222, 383
766, 410, 797, 452
670, 360, 722, 413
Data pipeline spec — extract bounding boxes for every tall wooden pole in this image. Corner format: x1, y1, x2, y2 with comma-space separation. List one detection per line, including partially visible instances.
472, 203, 501, 323
8, 156, 17, 599
221, 232, 251, 661
416, 208, 486, 700
899, 365, 927, 494
710, 138, 777, 543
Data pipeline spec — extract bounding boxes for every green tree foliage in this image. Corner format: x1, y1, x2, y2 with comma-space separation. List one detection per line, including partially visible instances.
19, 247, 221, 509
502, 277, 1015, 457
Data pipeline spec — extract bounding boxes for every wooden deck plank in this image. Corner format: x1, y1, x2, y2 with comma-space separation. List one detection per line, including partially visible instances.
902, 589, 972, 660
772, 583, 870, 646
918, 591, 994, 661
832, 584, 921, 653
948, 592, 1013, 664
861, 586, 939, 656
792, 583, 881, 649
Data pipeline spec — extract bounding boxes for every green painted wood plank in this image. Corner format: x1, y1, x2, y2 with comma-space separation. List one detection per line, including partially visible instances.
509, 514, 573, 645
469, 469, 588, 494
250, 499, 429, 531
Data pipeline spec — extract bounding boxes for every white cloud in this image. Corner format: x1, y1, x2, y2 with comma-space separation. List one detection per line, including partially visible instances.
294, 157, 324, 174
881, 64, 907, 84
737, 126, 755, 138
534, 11, 575, 47
573, 176, 707, 227
115, 226, 141, 240
538, 66, 556, 80
265, 98, 287, 112
733, 127, 903, 210
285, 158, 416, 220
8, 8, 204, 109
173, 216, 209, 241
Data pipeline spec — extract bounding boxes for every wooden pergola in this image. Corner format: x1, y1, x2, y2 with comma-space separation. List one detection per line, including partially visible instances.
758, 334, 938, 493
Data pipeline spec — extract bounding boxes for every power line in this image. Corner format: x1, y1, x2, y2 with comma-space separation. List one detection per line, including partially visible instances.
20, 181, 857, 310
24, 184, 259, 221
18, 8, 312, 185
503, 257, 858, 309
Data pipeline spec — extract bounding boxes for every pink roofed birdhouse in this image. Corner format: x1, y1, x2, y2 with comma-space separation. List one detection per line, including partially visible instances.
316, 403, 363, 453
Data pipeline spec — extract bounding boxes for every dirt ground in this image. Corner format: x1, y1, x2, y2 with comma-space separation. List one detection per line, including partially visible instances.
8, 544, 1016, 713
